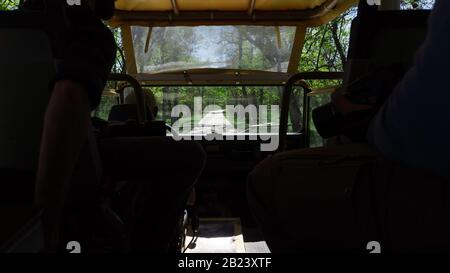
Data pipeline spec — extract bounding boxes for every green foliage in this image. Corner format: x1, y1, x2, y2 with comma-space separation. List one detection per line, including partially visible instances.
92, 95, 118, 120
401, 0, 435, 9
133, 26, 200, 72
0, 0, 19, 10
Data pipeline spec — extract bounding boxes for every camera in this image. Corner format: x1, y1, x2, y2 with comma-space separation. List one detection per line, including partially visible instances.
312, 63, 406, 141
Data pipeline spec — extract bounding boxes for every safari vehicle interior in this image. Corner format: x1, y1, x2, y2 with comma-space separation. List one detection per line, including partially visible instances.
0, 0, 443, 254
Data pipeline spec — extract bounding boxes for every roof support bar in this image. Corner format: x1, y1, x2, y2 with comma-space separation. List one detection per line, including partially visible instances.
287, 26, 307, 73
171, 0, 180, 15
144, 26, 153, 53
120, 25, 138, 74
274, 26, 282, 49
108, 73, 147, 122
248, 0, 256, 15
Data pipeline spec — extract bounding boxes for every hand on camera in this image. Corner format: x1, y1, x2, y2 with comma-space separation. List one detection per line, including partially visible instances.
331, 90, 372, 115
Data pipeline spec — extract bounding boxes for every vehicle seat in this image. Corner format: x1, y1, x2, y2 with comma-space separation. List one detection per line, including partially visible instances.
107, 104, 166, 137
0, 8, 115, 253
313, 9, 430, 140
0, 10, 53, 253
344, 9, 430, 94
108, 104, 150, 123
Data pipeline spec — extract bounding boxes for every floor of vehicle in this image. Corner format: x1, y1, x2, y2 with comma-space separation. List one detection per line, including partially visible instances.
184, 218, 270, 253
186, 140, 280, 253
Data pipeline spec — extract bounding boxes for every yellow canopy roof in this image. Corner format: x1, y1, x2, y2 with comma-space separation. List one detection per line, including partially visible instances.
110, 0, 357, 27
115, 0, 328, 12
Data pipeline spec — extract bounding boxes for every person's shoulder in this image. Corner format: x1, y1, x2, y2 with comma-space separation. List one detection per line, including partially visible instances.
95, 21, 117, 58
430, 0, 450, 29
68, 8, 117, 50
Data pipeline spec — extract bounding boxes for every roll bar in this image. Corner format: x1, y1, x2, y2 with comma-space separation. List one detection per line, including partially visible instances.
108, 73, 147, 123
278, 72, 344, 152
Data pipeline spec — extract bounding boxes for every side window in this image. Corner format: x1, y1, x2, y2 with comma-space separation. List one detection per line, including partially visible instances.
92, 89, 119, 120
0, 0, 19, 11
401, 0, 435, 10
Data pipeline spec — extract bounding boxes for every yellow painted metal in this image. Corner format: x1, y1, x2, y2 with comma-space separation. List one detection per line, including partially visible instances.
115, 0, 328, 12
275, 26, 282, 49
109, 0, 358, 28
254, 0, 328, 10
305, 0, 358, 27
120, 26, 138, 74
287, 26, 307, 73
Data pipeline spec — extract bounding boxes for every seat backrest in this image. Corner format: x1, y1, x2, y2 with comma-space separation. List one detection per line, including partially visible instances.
0, 10, 103, 204
0, 11, 52, 252
311, 10, 431, 140
108, 104, 151, 122
0, 13, 53, 172
108, 104, 139, 122
344, 10, 430, 92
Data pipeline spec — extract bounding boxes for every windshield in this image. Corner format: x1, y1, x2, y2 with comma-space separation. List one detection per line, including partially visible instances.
132, 26, 296, 73
151, 85, 304, 135
96, 85, 306, 135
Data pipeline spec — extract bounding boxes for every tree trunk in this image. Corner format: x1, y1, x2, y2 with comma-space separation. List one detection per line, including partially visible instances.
289, 91, 303, 133
331, 20, 347, 69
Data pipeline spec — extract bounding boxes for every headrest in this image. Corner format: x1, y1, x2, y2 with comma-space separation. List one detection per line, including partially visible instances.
348, 10, 431, 60
108, 104, 152, 122
344, 10, 431, 89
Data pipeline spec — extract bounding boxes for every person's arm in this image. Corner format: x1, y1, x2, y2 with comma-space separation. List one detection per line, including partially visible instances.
331, 90, 372, 115
32, 0, 116, 251
35, 80, 91, 251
